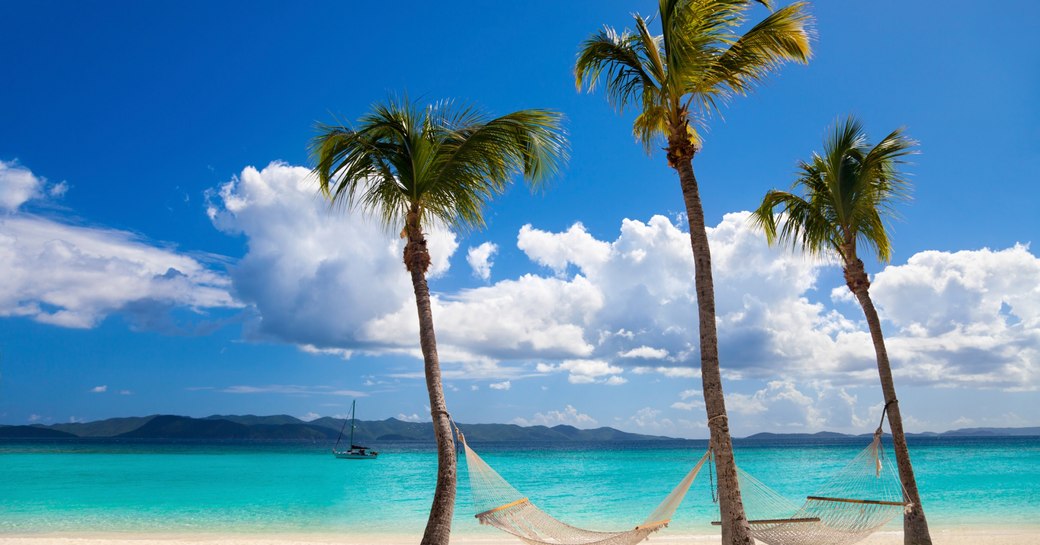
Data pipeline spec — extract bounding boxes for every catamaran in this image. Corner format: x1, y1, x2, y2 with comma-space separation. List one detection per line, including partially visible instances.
333, 400, 378, 459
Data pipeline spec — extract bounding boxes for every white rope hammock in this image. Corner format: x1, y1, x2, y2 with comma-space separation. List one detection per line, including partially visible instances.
458, 424, 908, 545
458, 427, 710, 545
730, 431, 910, 545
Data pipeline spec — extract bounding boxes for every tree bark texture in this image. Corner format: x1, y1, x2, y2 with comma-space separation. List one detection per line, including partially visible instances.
672, 148, 755, 545
406, 220, 457, 545
845, 256, 932, 545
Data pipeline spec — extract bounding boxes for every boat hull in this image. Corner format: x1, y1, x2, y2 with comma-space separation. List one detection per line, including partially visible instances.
334, 450, 379, 459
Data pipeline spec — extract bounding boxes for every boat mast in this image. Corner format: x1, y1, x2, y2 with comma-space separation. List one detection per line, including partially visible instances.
349, 399, 356, 447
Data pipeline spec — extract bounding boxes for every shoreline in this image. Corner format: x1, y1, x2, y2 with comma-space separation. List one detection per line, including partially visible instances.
3, 527, 1040, 545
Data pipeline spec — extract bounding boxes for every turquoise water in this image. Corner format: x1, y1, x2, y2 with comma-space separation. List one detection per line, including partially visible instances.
1, 437, 1038, 535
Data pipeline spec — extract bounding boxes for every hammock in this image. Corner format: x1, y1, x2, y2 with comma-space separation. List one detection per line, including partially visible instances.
459, 425, 907, 545
458, 428, 710, 545
729, 431, 910, 545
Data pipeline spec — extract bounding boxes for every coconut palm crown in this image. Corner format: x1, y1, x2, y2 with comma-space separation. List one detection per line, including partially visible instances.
575, 0, 812, 163
312, 98, 567, 246
751, 116, 933, 545
310, 97, 566, 545
752, 115, 914, 271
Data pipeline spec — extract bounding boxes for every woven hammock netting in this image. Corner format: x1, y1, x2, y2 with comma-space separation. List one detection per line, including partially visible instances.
459, 432, 711, 545
459, 429, 907, 545
734, 432, 909, 545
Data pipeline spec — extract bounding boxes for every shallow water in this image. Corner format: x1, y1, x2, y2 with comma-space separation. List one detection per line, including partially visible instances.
1, 436, 1037, 535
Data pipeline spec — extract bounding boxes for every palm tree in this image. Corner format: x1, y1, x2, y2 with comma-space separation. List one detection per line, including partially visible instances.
310, 98, 567, 545
576, 1, 812, 542
751, 116, 932, 545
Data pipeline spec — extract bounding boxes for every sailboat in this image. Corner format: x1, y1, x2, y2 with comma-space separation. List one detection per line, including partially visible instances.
333, 400, 378, 459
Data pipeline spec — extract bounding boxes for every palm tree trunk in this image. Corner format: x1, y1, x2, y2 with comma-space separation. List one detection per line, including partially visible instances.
672, 151, 755, 545
845, 258, 932, 545
405, 219, 456, 545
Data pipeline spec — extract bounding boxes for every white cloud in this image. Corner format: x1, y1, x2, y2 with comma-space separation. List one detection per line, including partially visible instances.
625, 407, 689, 436
518, 222, 610, 276
364, 274, 602, 362
300, 412, 321, 422
618, 346, 669, 359
207, 162, 457, 349
467, 242, 498, 281
0, 160, 44, 211
396, 413, 423, 422
217, 385, 367, 397
89, 385, 107, 393
48, 181, 69, 198
866, 245, 1040, 390
633, 366, 699, 378
199, 163, 1040, 396
0, 162, 236, 330
489, 380, 511, 390
513, 404, 597, 427
0, 217, 236, 329
723, 380, 875, 434
671, 389, 705, 411
536, 359, 624, 384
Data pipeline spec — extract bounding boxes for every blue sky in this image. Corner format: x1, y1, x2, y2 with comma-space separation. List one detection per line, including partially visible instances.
1, 1, 1038, 437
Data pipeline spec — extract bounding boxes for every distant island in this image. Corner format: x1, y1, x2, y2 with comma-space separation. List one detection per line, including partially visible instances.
0, 414, 668, 441
1, 415, 1037, 441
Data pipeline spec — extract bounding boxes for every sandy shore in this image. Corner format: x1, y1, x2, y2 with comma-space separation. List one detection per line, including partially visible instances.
2, 528, 1039, 545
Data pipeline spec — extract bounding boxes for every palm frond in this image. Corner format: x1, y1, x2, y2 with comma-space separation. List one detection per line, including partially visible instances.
754, 116, 917, 266
575, 26, 658, 113
704, 2, 812, 97
312, 97, 568, 235
582, 0, 814, 155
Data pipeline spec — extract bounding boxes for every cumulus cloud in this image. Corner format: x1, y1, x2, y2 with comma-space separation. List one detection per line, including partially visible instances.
489, 380, 511, 390
536, 359, 625, 384
0, 215, 236, 329
517, 222, 610, 276
396, 413, 424, 422
0, 160, 44, 211
719, 379, 880, 434
89, 385, 107, 393
513, 405, 597, 427
866, 245, 1040, 390
467, 242, 498, 281
671, 389, 704, 411
618, 346, 669, 359
633, 366, 698, 378
365, 274, 602, 361
200, 163, 1040, 398
207, 162, 457, 349
0, 162, 236, 329
625, 407, 690, 436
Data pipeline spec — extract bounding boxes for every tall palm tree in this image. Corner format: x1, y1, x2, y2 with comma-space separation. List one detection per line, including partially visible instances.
576, 2, 812, 543
751, 116, 932, 545
310, 98, 567, 545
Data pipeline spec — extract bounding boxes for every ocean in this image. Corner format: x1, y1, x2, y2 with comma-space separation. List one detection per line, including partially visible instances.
1, 436, 1038, 536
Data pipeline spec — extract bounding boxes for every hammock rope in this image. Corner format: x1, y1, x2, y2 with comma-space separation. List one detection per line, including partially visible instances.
728, 411, 910, 545
455, 415, 908, 545
454, 419, 710, 545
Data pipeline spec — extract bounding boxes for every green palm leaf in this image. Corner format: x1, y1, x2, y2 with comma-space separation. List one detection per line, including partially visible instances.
752, 116, 917, 264
311, 98, 568, 236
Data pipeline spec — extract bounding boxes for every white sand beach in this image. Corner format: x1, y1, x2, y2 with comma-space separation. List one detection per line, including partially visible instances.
3, 529, 1040, 545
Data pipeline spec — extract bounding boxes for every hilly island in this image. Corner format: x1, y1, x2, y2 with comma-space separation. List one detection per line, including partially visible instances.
1, 415, 1037, 441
